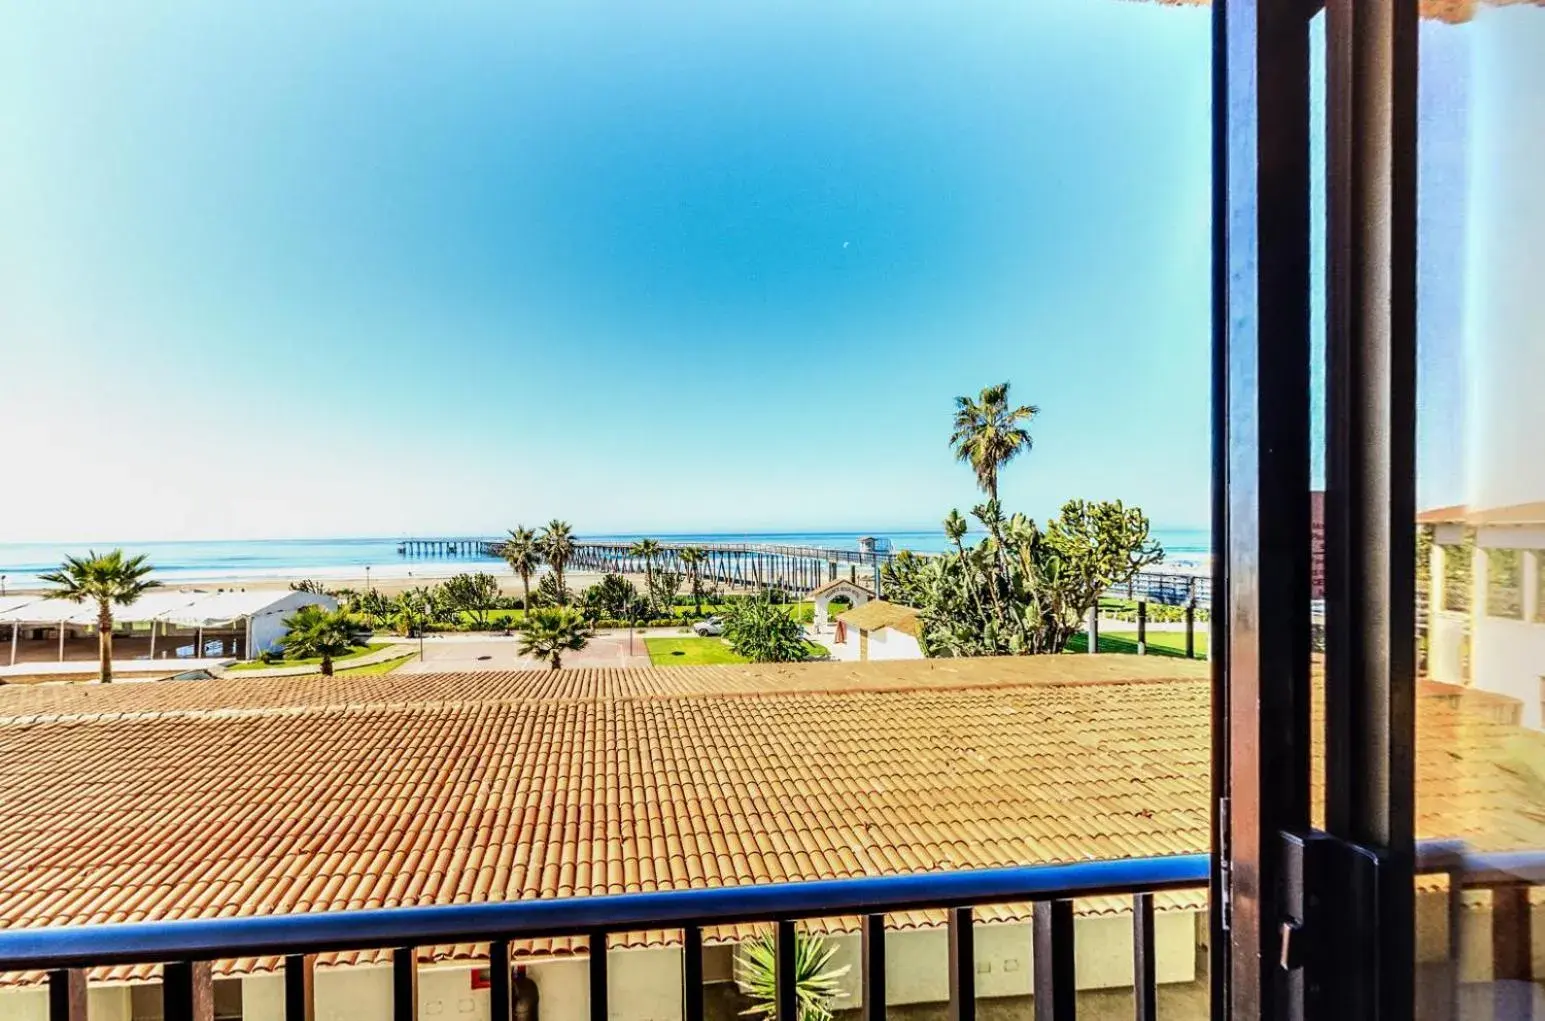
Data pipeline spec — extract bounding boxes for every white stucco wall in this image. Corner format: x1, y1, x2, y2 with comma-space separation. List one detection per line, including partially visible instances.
1429, 612, 1468, 686
1, 985, 133, 1021
1465, 531, 1545, 728
862, 626, 923, 662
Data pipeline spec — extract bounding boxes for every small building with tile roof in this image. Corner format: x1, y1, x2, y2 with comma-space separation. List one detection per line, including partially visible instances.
830, 599, 923, 662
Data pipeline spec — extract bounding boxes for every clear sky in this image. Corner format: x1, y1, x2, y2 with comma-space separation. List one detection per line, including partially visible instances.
0, 2, 1463, 542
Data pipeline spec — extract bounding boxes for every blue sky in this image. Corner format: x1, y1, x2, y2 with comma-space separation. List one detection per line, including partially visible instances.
0, 2, 1464, 541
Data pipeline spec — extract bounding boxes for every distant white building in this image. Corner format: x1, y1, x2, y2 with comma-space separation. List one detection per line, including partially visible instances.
1421, 502, 1545, 729
0, 589, 338, 669
830, 600, 924, 662
806, 577, 873, 633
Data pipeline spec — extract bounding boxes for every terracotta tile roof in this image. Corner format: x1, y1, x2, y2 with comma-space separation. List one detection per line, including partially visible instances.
836, 600, 922, 637
0, 657, 1541, 987
1416, 501, 1545, 527
1417, 504, 1470, 525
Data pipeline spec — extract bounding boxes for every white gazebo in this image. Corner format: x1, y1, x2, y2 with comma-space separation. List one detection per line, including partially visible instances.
807, 577, 873, 633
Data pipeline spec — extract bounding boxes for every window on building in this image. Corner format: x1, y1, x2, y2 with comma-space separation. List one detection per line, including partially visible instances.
1536, 552, 1545, 623
1485, 548, 1523, 620
1441, 544, 1471, 613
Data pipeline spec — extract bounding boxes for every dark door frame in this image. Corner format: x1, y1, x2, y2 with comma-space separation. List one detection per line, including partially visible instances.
1212, 0, 1418, 1016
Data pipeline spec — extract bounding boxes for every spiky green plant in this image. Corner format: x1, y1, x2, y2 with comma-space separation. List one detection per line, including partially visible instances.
735, 929, 849, 1021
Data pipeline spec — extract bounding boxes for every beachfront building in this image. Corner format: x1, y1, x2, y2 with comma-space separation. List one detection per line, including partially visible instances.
830, 599, 924, 662
1421, 502, 1545, 729
0, 589, 337, 673
805, 576, 872, 633
0, 658, 1538, 1020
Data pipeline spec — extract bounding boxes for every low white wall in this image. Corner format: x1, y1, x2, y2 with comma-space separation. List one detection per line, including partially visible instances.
1471, 615, 1545, 729
864, 627, 923, 661
1429, 612, 1469, 685
0, 985, 133, 1021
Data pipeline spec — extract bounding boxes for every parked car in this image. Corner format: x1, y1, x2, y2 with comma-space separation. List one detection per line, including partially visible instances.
693, 616, 725, 637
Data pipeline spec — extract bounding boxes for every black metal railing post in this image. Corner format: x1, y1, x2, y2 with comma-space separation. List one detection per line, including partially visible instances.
589, 933, 609, 1021
162, 960, 213, 1021
284, 953, 315, 1021
489, 940, 512, 1021
1033, 900, 1076, 1021
1132, 893, 1157, 1021
47, 969, 86, 1021
947, 906, 974, 1021
392, 947, 418, 1021
682, 926, 705, 1021
863, 913, 886, 1021
774, 920, 798, 1021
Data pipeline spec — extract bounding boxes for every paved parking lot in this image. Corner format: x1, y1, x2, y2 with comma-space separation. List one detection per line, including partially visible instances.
392, 629, 657, 673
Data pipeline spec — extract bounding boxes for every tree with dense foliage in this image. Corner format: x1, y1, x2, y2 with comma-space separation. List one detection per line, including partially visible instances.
441, 572, 501, 626
680, 547, 708, 615
39, 549, 159, 684
735, 930, 849, 1021
722, 598, 810, 663
501, 525, 544, 612
278, 605, 359, 677
517, 609, 593, 669
648, 569, 684, 616
577, 572, 647, 622
883, 499, 1163, 656
391, 590, 432, 637
534, 572, 573, 609
949, 382, 1039, 503
540, 520, 576, 603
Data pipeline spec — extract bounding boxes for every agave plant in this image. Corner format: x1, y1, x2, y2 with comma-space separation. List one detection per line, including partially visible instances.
735, 929, 849, 1021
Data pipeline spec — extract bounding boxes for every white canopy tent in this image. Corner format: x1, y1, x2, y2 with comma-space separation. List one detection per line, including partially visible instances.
0, 589, 337, 666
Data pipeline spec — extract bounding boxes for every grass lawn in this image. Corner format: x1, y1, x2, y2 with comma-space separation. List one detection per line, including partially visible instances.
644, 636, 828, 666
334, 652, 416, 677
645, 637, 749, 665
1064, 630, 1208, 659
227, 642, 391, 672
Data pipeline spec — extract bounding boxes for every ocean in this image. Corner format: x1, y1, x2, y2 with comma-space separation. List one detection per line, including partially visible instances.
0, 528, 1211, 591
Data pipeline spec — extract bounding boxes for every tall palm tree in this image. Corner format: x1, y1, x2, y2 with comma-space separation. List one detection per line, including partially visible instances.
278, 605, 358, 677
502, 525, 544, 614
540, 520, 575, 604
949, 382, 1039, 503
679, 547, 707, 615
629, 538, 663, 608
39, 550, 159, 684
517, 609, 592, 670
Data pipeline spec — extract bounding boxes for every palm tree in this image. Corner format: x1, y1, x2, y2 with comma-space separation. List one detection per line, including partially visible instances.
949, 382, 1039, 503
502, 526, 544, 615
629, 538, 663, 608
679, 547, 707, 615
39, 550, 159, 684
540, 520, 575, 604
277, 605, 358, 677
517, 609, 592, 670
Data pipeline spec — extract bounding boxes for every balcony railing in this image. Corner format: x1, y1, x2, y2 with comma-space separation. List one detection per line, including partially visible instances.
1, 844, 1539, 1021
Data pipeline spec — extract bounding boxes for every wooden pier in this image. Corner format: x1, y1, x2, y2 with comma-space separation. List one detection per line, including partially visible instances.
396, 537, 889, 595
